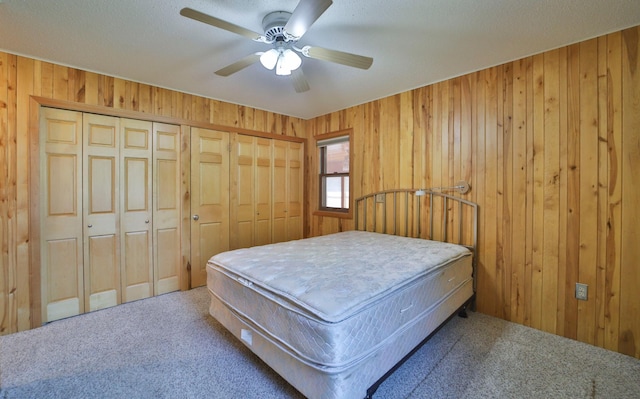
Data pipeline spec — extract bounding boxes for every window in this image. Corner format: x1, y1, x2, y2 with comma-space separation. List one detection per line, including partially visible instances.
317, 132, 351, 214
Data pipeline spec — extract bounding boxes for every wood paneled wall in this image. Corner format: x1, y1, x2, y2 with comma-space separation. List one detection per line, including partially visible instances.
0, 52, 305, 335
306, 26, 640, 359
2, 25, 639, 360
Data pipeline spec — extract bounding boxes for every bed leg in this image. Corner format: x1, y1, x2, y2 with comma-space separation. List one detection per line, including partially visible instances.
458, 294, 476, 318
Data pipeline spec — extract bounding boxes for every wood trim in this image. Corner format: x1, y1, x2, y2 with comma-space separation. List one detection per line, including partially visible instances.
31, 96, 306, 144
313, 210, 353, 219
28, 98, 42, 329
180, 124, 191, 291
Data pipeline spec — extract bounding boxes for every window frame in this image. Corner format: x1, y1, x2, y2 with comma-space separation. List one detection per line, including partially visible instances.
314, 129, 353, 219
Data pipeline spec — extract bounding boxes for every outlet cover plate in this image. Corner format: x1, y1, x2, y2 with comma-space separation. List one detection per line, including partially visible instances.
576, 283, 588, 301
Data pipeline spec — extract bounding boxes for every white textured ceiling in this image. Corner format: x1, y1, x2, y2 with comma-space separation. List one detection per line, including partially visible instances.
1, 0, 639, 119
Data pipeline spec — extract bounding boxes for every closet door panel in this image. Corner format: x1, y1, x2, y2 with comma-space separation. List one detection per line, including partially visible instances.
287, 142, 303, 241
40, 108, 84, 322
153, 123, 181, 295
44, 238, 82, 321
120, 119, 153, 302
83, 114, 120, 312
231, 134, 255, 249
86, 234, 118, 311
254, 138, 272, 246
272, 141, 287, 243
155, 227, 180, 293
190, 128, 229, 288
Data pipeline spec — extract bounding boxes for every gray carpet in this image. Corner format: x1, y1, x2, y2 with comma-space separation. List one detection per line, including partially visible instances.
1, 287, 638, 399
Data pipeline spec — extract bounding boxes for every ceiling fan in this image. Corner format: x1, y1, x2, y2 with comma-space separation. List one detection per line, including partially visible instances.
180, 0, 373, 93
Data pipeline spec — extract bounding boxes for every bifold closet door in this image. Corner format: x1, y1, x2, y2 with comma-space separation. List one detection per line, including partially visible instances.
286, 142, 303, 241
272, 140, 303, 243
40, 108, 84, 322
120, 119, 153, 303
190, 127, 229, 288
272, 140, 288, 243
230, 135, 273, 249
254, 138, 272, 246
83, 113, 121, 313
153, 123, 182, 295
230, 134, 255, 249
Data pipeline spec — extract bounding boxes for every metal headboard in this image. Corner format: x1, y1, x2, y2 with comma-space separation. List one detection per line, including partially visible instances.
354, 189, 478, 292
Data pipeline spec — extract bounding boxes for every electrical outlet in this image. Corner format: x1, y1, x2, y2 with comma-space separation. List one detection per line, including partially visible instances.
575, 283, 588, 301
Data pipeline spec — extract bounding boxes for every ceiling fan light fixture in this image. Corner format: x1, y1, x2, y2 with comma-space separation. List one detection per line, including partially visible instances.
263, 48, 301, 76
260, 49, 279, 70
281, 49, 302, 70
276, 62, 292, 76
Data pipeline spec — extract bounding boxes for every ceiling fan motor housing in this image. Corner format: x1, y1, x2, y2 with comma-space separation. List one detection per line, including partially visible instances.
262, 11, 293, 43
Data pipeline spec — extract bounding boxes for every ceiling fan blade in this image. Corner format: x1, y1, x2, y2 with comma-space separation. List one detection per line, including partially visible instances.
180, 8, 266, 42
284, 0, 333, 39
215, 53, 262, 77
291, 68, 310, 93
302, 46, 373, 70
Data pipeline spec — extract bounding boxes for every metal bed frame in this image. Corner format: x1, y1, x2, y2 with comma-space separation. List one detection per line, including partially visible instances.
354, 189, 478, 398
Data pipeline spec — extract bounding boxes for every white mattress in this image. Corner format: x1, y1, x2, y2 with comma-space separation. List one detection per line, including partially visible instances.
207, 231, 473, 399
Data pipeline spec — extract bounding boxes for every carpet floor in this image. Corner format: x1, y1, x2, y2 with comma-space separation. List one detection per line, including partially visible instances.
1, 287, 638, 399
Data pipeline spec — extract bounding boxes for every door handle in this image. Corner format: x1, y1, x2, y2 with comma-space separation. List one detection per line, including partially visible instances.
192, 214, 199, 221
87, 224, 93, 228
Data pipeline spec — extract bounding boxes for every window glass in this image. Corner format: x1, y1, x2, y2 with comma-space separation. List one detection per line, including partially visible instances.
324, 176, 347, 208
325, 142, 349, 174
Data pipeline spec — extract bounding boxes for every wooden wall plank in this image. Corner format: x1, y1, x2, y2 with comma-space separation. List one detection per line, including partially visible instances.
5, 54, 19, 334
399, 91, 414, 190
40, 62, 53, 99
563, 43, 581, 340
0, 51, 8, 334
474, 69, 487, 314
500, 64, 512, 320
381, 95, 400, 191
604, 31, 622, 353
15, 56, 32, 330
84, 72, 99, 106
485, 66, 499, 316
524, 54, 535, 328
542, 49, 560, 334
511, 58, 528, 325
460, 76, 473, 245
113, 78, 126, 110
620, 27, 640, 359
52, 64, 68, 101
530, 53, 544, 331
578, 39, 599, 346
556, 47, 569, 337
595, 35, 609, 348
